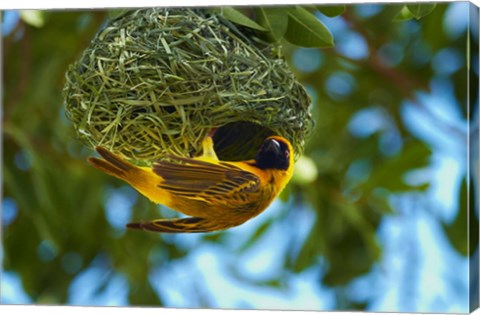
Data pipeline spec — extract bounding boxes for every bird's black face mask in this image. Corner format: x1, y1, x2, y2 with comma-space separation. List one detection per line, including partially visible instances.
255, 138, 290, 171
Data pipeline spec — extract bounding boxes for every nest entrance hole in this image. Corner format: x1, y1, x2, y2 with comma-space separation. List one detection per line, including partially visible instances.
212, 121, 275, 161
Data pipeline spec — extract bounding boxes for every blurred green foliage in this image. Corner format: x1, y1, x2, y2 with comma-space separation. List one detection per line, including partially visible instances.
2, 3, 477, 311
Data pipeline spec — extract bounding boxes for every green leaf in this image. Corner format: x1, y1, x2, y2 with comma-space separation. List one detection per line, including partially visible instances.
358, 139, 431, 193
217, 7, 268, 32
20, 10, 45, 28
406, 3, 437, 20
285, 6, 334, 48
393, 6, 415, 22
321, 203, 380, 286
316, 5, 346, 18
108, 9, 128, 19
255, 7, 288, 41
442, 176, 479, 256
237, 218, 273, 252
289, 220, 323, 273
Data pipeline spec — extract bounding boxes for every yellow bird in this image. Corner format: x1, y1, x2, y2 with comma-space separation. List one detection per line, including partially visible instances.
87, 135, 294, 233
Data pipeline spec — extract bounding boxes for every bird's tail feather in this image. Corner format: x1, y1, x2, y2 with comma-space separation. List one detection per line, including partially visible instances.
88, 146, 136, 181
127, 217, 218, 233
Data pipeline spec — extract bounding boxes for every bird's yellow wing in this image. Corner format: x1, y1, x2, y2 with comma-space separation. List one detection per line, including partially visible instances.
153, 157, 260, 203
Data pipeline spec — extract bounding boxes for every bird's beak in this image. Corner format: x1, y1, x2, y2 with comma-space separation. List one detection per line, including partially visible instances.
264, 139, 281, 155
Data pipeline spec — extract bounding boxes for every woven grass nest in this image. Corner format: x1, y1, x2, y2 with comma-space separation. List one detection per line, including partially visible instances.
64, 8, 313, 162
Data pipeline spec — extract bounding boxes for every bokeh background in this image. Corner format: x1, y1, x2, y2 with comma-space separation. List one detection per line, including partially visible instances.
1, 3, 479, 313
